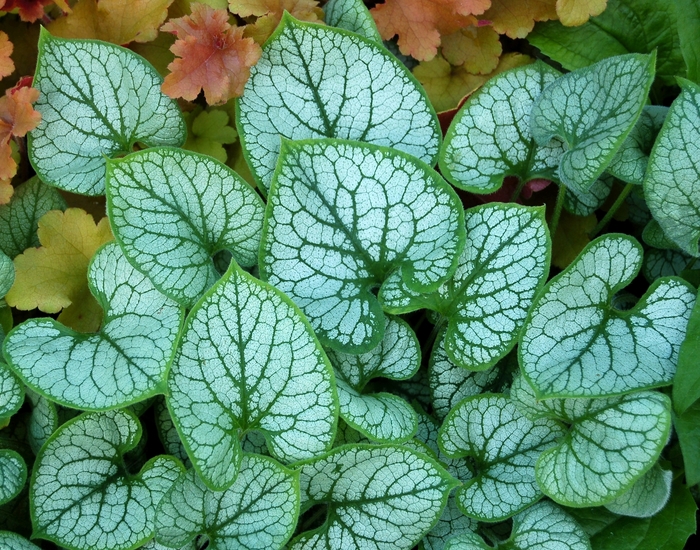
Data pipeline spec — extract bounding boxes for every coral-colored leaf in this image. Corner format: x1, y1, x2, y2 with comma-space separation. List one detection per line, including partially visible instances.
441, 24, 502, 73
371, 0, 491, 61
5, 208, 113, 332
0, 84, 41, 182
0, 31, 14, 80
556, 0, 607, 26
48, 0, 174, 45
484, 0, 557, 38
0, 0, 54, 22
161, 3, 262, 105
229, 0, 324, 44
0, 177, 11, 204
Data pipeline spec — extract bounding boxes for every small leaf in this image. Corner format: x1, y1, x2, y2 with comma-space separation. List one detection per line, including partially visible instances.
261, 139, 464, 352
440, 25, 502, 74
106, 147, 265, 308
0, 450, 26, 506
291, 444, 458, 550
31, 409, 183, 550
604, 464, 672, 518
672, 288, 700, 415
0, 360, 23, 419
29, 29, 185, 195
156, 455, 299, 550
439, 394, 565, 521
644, 79, 700, 257
182, 107, 238, 164
563, 174, 612, 217
483, 0, 557, 39
230, 0, 325, 44
0, 31, 13, 79
4, 242, 183, 410
423, 496, 478, 550
440, 62, 565, 194
531, 53, 655, 196
154, 397, 191, 468
168, 261, 337, 490
0, 531, 41, 550
25, 389, 58, 455
236, 15, 441, 192
0, 250, 13, 298
556, 0, 607, 26
520, 234, 696, 398
324, 0, 381, 42
0, 85, 41, 186
644, 248, 700, 283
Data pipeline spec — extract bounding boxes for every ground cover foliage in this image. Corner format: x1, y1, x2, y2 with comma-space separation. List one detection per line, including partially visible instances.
1, 0, 700, 548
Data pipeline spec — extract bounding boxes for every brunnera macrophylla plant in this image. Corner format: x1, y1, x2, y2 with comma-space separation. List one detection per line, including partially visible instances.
0, 1, 699, 549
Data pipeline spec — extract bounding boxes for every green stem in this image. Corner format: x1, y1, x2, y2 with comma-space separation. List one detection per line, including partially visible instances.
549, 184, 567, 240
509, 178, 528, 203
589, 183, 635, 239
421, 318, 446, 360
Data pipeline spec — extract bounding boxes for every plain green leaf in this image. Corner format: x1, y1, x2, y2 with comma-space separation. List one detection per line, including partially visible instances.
106, 147, 265, 308
672, 287, 700, 415
236, 15, 440, 192
324, 0, 382, 42
155, 455, 299, 550
3, 242, 183, 410
440, 62, 564, 194
0, 450, 26, 506
604, 464, 672, 518
520, 234, 696, 397
531, 53, 655, 196
167, 261, 337, 490
674, 399, 700, 486
261, 138, 464, 353
675, 0, 700, 83
29, 29, 185, 195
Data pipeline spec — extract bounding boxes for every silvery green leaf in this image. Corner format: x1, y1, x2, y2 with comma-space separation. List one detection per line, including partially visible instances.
236, 15, 440, 192
154, 397, 191, 468
520, 234, 696, 397
139, 539, 197, 550
0, 449, 26, 505
0, 531, 41, 549
29, 30, 185, 195
31, 409, 183, 550
563, 175, 613, 217
439, 394, 565, 521
440, 62, 564, 194
422, 496, 477, 550
0, 361, 23, 420
0, 252, 14, 298
4, 242, 183, 410
324, 0, 381, 42
0, 176, 66, 259
643, 248, 700, 283
291, 444, 458, 550
444, 501, 590, 550
604, 463, 672, 518
382, 204, 549, 371
531, 54, 656, 195
156, 455, 298, 550
26, 389, 58, 455
642, 218, 680, 251
168, 261, 337, 490
606, 106, 668, 186
261, 139, 464, 353
106, 148, 265, 308
645, 79, 700, 257
326, 317, 419, 442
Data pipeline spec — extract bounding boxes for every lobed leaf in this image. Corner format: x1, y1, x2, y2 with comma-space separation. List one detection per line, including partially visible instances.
324, 0, 382, 42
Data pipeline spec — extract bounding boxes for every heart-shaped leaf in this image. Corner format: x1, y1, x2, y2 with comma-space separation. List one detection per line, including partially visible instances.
106, 147, 265, 308
261, 139, 464, 353
29, 29, 185, 195
3, 242, 183, 410
604, 463, 672, 518
155, 455, 299, 550
236, 15, 440, 192
0, 450, 26, 506
168, 261, 337, 490
0, 361, 22, 420
324, 0, 382, 42
290, 444, 458, 550
381, 203, 549, 371
0, 531, 41, 549
520, 234, 696, 398
440, 62, 565, 194
644, 79, 700, 257
31, 409, 183, 550
531, 53, 656, 195
439, 394, 565, 522
444, 501, 590, 550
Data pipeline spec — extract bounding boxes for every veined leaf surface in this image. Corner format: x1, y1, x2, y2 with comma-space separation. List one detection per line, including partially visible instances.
31, 409, 183, 550
0, 531, 41, 549
0, 450, 26, 506
440, 62, 564, 194
324, 0, 381, 42
563, 175, 613, 217
604, 463, 672, 518
531, 53, 655, 195
168, 262, 337, 490
291, 444, 458, 550
3, 242, 183, 410
106, 147, 265, 308
520, 234, 696, 397
155, 455, 299, 550
25, 389, 58, 455
236, 15, 440, 191
29, 30, 185, 195
0, 361, 23, 419
0, 251, 13, 298
261, 139, 464, 353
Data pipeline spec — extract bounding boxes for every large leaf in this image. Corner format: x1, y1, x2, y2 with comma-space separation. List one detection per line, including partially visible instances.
439, 394, 565, 521
31, 409, 183, 550
0, 450, 26, 506
3, 242, 183, 410
531, 53, 655, 196
520, 234, 696, 398
644, 79, 700, 257
675, 0, 700, 84
28, 29, 185, 195
672, 287, 700, 415
168, 261, 337, 490
324, 0, 381, 42
261, 139, 464, 353
440, 62, 564, 194
155, 455, 299, 550
236, 15, 441, 192
674, 399, 700, 487
290, 444, 458, 550
106, 147, 265, 308
603, 464, 672, 518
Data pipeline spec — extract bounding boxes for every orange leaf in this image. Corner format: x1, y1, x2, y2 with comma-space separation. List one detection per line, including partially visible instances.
556, 0, 607, 26
0, 0, 54, 22
161, 3, 262, 105
48, 0, 174, 45
441, 24, 502, 74
484, 0, 557, 38
371, 0, 491, 62
229, 0, 324, 44
0, 84, 41, 182
0, 31, 14, 80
